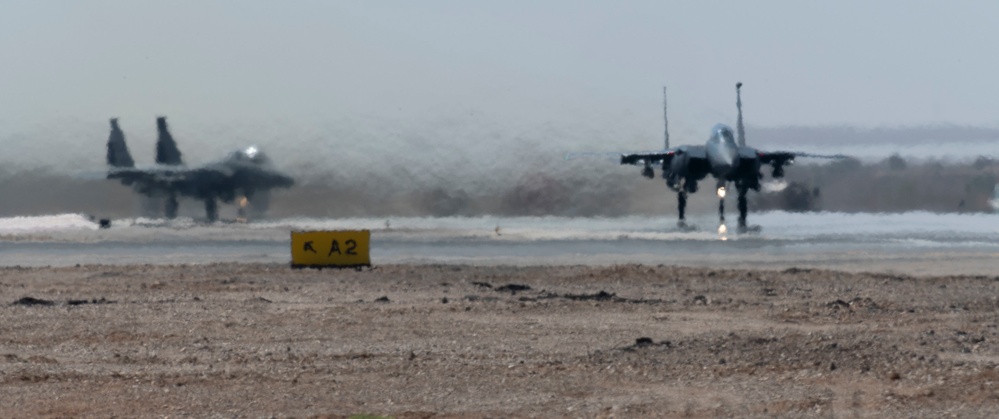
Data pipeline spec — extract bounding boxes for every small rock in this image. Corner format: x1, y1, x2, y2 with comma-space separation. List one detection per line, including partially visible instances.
12, 297, 55, 307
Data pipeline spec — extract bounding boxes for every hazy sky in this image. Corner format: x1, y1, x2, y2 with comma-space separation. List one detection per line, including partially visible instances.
2, 1, 999, 169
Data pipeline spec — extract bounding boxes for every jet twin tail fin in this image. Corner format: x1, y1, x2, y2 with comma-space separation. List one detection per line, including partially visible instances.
663, 86, 670, 149
155, 116, 183, 166
107, 117, 187, 168
663, 82, 748, 148
106, 118, 135, 168
736, 82, 746, 147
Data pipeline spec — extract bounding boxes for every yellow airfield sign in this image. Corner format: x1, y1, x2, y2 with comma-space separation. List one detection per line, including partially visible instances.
291, 230, 371, 268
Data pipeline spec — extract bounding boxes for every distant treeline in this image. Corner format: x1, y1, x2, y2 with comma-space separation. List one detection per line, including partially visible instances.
752, 125, 999, 146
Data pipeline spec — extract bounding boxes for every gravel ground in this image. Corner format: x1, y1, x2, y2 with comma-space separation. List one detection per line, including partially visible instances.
2, 263, 999, 418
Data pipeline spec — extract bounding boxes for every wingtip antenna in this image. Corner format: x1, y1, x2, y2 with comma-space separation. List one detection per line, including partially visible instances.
663, 86, 670, 149
736, 82, 746, 147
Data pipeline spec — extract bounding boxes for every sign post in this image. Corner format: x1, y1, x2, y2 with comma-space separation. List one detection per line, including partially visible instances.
291, 230, 371, 269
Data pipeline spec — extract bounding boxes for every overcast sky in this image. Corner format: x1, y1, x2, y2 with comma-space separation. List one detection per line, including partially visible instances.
2, 1, 999, 169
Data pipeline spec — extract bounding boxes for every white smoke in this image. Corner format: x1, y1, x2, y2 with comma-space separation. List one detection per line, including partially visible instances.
761, 180, 788, 193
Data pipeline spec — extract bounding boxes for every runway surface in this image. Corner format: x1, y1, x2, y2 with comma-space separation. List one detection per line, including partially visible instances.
1, 211, 997, 275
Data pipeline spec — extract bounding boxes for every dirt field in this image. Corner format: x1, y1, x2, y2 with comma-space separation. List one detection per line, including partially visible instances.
2, 263, 999, 418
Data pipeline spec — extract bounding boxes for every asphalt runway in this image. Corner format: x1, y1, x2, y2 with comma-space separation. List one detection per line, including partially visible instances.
1, 212, 997, 275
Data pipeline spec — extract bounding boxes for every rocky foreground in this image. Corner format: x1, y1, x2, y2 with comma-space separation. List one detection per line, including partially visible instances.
2, 263, 998, 417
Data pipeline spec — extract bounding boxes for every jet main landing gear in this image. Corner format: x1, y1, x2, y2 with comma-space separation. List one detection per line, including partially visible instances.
204, 199, 218, 222
165, 194, 179, 219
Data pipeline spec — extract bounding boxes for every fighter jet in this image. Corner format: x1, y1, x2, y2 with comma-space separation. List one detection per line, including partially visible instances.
105, 117, 294, 222
619, 83, 843, 231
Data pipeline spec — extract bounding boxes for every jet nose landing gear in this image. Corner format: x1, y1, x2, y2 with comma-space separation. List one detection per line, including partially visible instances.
717, 183, 727, 224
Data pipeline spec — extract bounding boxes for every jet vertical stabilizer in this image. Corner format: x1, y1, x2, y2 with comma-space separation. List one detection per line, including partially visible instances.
155, 116, 183, 165
736, 82, 746, 147
663, 86, 670, 149
106, 118, 135, 168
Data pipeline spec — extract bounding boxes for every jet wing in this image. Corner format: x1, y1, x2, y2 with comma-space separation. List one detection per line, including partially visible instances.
620, 146, 706, 166
108, 165, 227, 192
620, 150, 675, 166
753, 149, 848, 178
756, 150, 848, 165
107, 167, 186, 191
109, 161, 293, 203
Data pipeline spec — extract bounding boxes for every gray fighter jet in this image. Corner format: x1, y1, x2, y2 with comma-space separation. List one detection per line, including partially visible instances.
620, 83, 843, 231
106, 117, 294, 222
